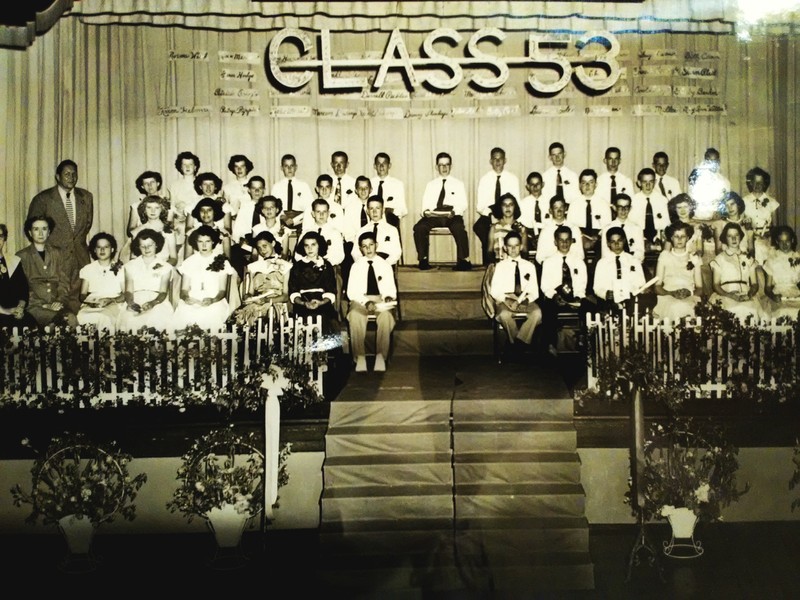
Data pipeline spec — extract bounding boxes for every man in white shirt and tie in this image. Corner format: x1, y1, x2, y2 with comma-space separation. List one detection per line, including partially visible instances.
351, 196, 402, 266
347, 231, 397, 373
271, 153, 313, 231
652, 151, 682, 201
490, 231, 542, 351
297, 198, 345, 267
596, 147, 634, 206
542, 142, 579, 204
518, 171, 549, 254
566, 169, 613, 257
474, 147, 521, 266
631, 168, 671, 253
330, 150, 357, 210
413, 152, 472, 271
370, 152, 408, 231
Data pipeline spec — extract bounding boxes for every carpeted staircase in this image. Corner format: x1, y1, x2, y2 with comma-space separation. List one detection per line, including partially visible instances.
317, 266, 594, 596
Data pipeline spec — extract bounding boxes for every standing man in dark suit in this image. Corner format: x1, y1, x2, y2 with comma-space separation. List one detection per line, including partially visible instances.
28, 159, 94, 313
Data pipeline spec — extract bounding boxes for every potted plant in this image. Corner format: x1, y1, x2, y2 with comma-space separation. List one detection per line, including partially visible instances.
166, 425, 290, 548
627, 417, 749, 534
10, 432, 148, 561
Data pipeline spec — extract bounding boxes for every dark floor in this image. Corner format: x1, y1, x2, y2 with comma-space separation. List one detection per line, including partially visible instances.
5, 521, 800, 597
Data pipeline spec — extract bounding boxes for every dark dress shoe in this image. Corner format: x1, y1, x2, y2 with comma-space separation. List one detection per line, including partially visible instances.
453, 260, 472, 271
418, 259, 432, 270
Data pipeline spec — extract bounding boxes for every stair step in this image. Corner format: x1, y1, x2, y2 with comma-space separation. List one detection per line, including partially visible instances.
453, 397, 574, 421
324, 461, 452, 488
325, 451, 452, 466
325, 430, 451, 456
489, 563, 596, 591
328, 399, 451, 427
397, 265, 486, 292
320, 516, 455, 533
455, 455, 581, 485
456, 486, 586, 519
322, 491, 454, 522
393, 320, 493, 356
400, 291, 485, 320
454, 425, 577, 452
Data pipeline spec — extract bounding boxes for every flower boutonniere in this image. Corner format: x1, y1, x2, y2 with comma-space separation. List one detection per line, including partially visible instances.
110, 260, 123, 275
741, 259, 749, 269
152, 262, 164, 271
573, 268, 579, 275
524, 273, 531, 281
686, 260, 695, 270
345, 189, 353, 196
628, 238, 635, 246
789, 257, 800, 268
564, 180, 571, 185
207, 254, 228, 272
594, 214, 601, 221
384, 236, 390, 242
377, 275, 383, 282
656, 213, 663, 219
387, 196, 394, 202
630, 265, 636, 272
760, 197, 769, 208
330, 213, 337, 219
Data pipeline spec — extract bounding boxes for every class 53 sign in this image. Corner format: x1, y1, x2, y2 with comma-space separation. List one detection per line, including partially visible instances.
266, 28, 621, 96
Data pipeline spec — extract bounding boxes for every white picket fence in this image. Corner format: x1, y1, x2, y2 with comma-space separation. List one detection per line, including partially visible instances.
0, 312, 326, 406
586, 312, 796, 398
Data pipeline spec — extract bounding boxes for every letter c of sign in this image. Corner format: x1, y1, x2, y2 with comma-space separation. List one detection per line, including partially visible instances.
268, 28, 314, 90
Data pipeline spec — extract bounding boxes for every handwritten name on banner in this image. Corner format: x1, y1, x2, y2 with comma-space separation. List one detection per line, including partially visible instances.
673, 85, 719, 98
267, 28, 622, 96
634, 84, 673, 96
219, 51, 260, 64
632, 104, 727, 116
214, 88, 260, 99
220, 105, 261, 117
169, 50, 208, 61
269, 106, 313, 118
530, 105, 576, 116
158, 106, 212, 117
638, 49, 678, 60
221, 69, 257, 82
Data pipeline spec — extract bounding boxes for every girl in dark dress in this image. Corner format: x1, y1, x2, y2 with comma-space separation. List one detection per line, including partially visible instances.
289, 231, 338, 334
0, 224, 38, 330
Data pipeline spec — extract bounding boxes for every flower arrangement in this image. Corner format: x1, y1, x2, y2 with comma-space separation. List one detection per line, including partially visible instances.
10, 432, 148, 526
628, 417, 749, 523
166, 426, 290, 523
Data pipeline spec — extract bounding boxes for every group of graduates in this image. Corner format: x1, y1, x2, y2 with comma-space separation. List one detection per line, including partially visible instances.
480, 145, 794, 359
2, 145, 795, 372
0, 151, 405, 374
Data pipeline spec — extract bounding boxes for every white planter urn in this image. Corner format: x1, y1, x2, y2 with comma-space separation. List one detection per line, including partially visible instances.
206, 503, 250, 548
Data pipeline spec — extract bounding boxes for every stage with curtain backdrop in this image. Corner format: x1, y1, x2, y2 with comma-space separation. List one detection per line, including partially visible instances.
0, 1, 798, 261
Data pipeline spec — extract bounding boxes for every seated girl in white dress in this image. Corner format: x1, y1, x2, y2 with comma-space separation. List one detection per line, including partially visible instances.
117, 229, 175, 333
708, 222, 766, 324
77, 232, 125, 334
654, 222, 703, 322
763, 225, 800, 321
120, 195, 178, 266
172, 225, 236, 332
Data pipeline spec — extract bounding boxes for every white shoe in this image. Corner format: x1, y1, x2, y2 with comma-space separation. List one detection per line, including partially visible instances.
373, 353, 386, 372
355, 356, 367, 372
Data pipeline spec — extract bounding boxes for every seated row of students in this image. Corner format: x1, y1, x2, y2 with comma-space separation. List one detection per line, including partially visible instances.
487, 216, 800, 360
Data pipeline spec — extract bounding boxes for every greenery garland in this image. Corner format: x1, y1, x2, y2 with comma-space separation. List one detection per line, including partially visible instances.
577, 300, 800, 410
0, 323, 325, 414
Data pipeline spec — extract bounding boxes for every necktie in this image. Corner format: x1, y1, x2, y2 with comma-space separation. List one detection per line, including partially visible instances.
65, 191, 76, 229
335, 177, 342, 204
556, 169, 563, 198
377, 180, 384, 200
610, 175, 617, 201
658, 177, 667, 198
287, 179, 294, 211
585, 199, 592, 230
366, 260, 379, 295
361, 205, 368, 227
495, 175, 502, 203
561, 256, 573, 291
616, 255, 622, 279
513, 260, 522, 296
373, 222, 379, 237
644, 197, 657, 241
317, 227, 322, 235
436, 179, 446, 210
534, 200, 541, 224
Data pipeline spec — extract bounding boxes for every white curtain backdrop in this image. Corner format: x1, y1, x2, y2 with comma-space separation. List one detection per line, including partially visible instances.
1, 4, 797, 264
